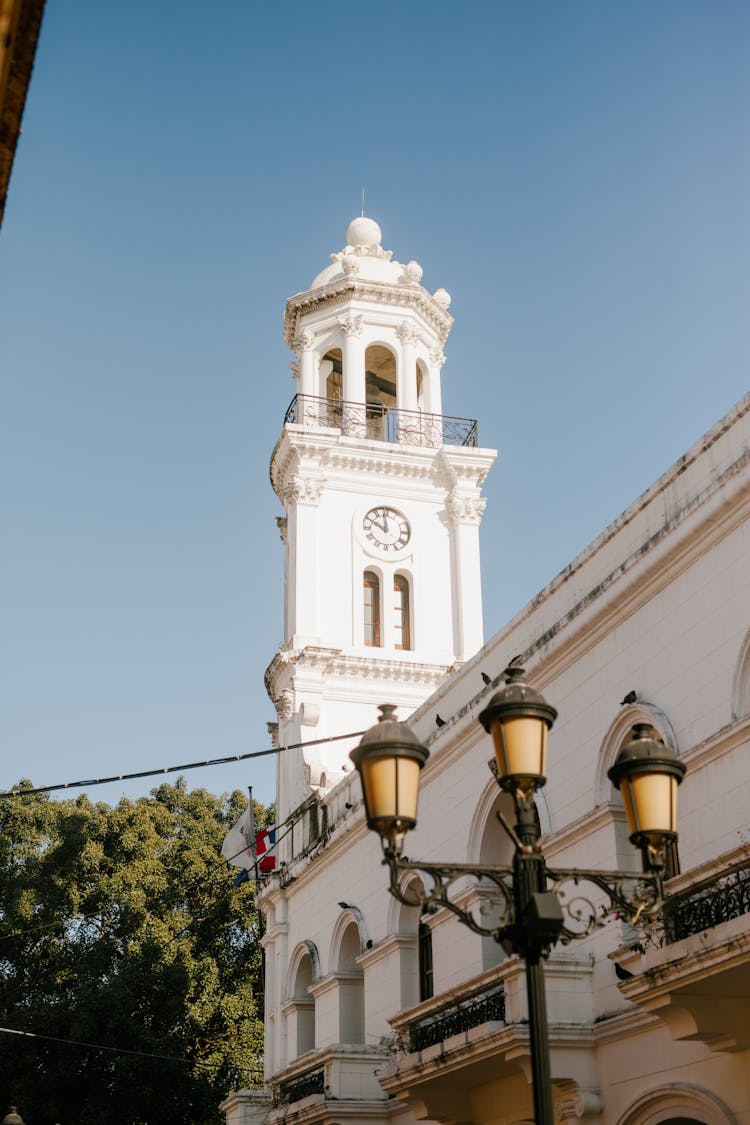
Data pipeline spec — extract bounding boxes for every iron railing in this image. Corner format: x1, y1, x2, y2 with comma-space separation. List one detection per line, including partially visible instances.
284, 394, 479, 449
274, 1066, 325, 1106
404, 984, 506, 1052
663, 862, 750, 944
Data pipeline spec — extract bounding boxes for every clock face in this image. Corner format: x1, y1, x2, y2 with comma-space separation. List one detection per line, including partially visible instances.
363, 506, 411, 552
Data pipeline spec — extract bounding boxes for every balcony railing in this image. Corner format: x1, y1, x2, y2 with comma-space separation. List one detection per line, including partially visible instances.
274, 1066, 325, 1107
663, 861, 750, 944
284, 394, 479, 449
403, 984, 506, 1052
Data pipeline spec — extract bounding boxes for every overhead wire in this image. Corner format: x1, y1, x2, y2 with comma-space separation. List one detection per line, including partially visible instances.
0, 1025, 263, 1076
0, 728, 367, 799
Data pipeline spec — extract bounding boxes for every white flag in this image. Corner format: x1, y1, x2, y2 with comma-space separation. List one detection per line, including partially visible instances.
221, 797, 257, 872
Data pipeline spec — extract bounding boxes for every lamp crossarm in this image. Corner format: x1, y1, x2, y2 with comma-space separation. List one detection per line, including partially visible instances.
385, 855, 515, 940
545, 865, 664, 942
383, 854, 665, 945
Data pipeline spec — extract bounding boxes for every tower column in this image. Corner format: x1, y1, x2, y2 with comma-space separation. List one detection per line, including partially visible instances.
396, 322, 419, 413
339, 315, 365, 404
284, 476, 322, 647
446, 493, 487, 661
428, 347, 446, 417
293, 330, 317, 400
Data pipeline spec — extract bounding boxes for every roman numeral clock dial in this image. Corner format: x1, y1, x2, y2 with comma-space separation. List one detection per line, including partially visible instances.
363, 506, 411, 552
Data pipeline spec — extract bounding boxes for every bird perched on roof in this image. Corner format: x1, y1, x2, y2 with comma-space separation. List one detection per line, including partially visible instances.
481, 672, 492, 686
435, 714, 446, 727
620, 690, 638, 706
614, 962, 634, 981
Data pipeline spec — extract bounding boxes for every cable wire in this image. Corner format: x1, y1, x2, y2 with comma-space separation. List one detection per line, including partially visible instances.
0, 1025, 263, 1075
0, 729, 366, 799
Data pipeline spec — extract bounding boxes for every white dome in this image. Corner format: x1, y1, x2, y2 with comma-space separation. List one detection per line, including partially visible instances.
346, 216, 382, 248
310, 216, 405, 289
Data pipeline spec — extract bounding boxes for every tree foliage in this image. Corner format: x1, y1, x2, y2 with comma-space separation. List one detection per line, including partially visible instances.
0, 780, 269, 1124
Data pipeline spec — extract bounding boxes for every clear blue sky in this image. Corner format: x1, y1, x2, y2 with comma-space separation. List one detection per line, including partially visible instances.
1, 1, 747, 808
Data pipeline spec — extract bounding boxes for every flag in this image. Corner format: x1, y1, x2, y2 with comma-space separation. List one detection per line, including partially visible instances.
221, 792, 257, 874
255, 826, 277, 874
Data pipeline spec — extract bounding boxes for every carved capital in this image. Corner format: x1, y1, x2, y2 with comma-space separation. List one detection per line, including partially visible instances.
555, 1089, 603, 1119
337, 314, 363, 337
283, 476, 323, 506
396, 320, 419, 346
275, 515, 288, 542
429, 346, 447, 368
445, 494, 486, 525
266, 721, 279, 748
292, 330, 314, 352
273, 691, 294, 722
289, 360, 300, 380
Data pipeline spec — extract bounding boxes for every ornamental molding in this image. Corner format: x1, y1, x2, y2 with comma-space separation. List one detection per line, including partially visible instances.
292, 330, 314, 351
435, 446, 497, 490
396, 320, 420, 346
270, 429, 447, 495
445, 494, 487, 525
284, 279, 453, 347
282, 475, 323, 506
337, 313, 364, 337
429, 346, 446, 368
264, 645, 451, 694
326, 653, 452, 686
554, 1086, 603, 1120
273, 690, 294, 722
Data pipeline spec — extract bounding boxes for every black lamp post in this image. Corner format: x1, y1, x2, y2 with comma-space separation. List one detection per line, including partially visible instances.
351, 668, 686, 1125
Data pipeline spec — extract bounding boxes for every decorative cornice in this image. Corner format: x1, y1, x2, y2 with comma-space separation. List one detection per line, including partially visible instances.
284, 278, 453, 347
326, 653, 452, 686
264, 644, 451, 699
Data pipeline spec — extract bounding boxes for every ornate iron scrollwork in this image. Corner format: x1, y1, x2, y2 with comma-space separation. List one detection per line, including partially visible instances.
386, 854, 663, 948
283, 394, 479, 448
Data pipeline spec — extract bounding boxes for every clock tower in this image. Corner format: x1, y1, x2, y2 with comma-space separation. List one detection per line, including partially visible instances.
266, 216, 496, 825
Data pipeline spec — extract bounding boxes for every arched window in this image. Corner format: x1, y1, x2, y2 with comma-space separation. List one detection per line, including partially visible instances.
418, 920, 434, 1002
337, 921, 364, 1044
291, 951, 315, 1055
394, 574, 411, 650
363, 571, 381, 647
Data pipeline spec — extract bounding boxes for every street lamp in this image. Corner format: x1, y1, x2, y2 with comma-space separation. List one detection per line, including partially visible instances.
351, 668, 686, 1125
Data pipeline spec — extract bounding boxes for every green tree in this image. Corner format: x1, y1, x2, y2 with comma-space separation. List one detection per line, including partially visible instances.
0, 780, 269, 1125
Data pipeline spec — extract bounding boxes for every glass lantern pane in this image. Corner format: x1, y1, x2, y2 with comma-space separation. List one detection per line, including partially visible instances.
628, 773, 677, 834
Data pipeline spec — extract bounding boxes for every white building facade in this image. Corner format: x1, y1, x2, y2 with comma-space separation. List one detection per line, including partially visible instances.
223, 220, 750, 1125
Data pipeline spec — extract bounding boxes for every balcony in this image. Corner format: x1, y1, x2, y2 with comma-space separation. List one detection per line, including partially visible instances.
268, 1046, 393, 1125
403, 983, 506, 1052
615, 847, 750, 1052
274, 1066, 325, 1107
663, 858, 750, 943
284, 394, 479, 449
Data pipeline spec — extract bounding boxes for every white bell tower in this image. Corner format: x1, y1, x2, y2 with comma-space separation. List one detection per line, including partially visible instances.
266, 216, 496, 823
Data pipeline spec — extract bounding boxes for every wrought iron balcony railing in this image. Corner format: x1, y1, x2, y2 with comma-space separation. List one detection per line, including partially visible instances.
403, 984, 506, 1052
284, 394, 479, 449
663, 861, 750, 944
274, 1066, 325, 1107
